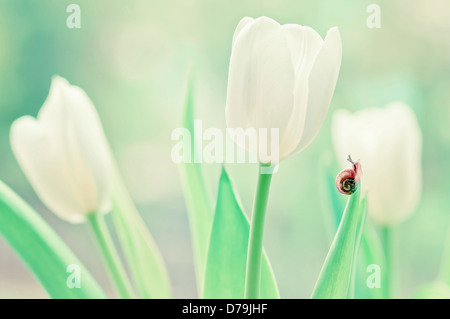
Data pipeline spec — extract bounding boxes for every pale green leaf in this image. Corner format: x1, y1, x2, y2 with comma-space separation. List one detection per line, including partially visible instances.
312, 187, 367, 299
178, 75, 213, 293
0, 180, 106, 299
318, 153, 345, 240
347, 195, 368, 298
320, 156, 383, 299
354, 222, 385, 299
111, 164, 172, 298
203, 168, 279, 299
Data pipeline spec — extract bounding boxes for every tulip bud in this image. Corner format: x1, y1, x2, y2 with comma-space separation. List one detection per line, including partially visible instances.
332, 102, 422, 225
10, 76, 113, 223
226, 16, 342, 163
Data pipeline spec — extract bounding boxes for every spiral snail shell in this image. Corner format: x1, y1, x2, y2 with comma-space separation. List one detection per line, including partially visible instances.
336, 155, 362, 195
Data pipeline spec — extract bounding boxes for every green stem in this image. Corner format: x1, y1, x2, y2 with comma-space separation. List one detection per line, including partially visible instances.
88, 212, 135, 299
245, 164, 273, 299
381, 226, 392, 299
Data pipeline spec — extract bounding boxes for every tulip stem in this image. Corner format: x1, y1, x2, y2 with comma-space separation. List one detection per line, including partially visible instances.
88, 212, 135, 299
245, 164, 273, 299
381, 226, 392, 299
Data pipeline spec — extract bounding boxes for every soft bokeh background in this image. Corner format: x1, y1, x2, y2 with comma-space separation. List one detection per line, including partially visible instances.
0, 0, 449, 298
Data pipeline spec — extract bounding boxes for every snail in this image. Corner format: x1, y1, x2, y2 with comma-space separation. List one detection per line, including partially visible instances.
336, 155, 362, 195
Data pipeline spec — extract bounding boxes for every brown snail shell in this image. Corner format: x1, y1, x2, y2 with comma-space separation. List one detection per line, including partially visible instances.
336, 155, 362, 195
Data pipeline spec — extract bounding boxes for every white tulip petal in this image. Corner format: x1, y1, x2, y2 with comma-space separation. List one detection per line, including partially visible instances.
226, 17, 295, 148
331, 103, 422, 225
294, 27, 342, 153
38, 77, 96, 213
278, 25, 324, 159
10, 117, 86, 223
382, 102, 422, 224
232, 17, 254, 46
281, 24, 323, 75
56, 78, 113, 215
226, 17, 342, 163
10, 76, 113, 223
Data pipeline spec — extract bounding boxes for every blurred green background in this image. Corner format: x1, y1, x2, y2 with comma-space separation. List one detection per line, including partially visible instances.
0, 0, 449, 298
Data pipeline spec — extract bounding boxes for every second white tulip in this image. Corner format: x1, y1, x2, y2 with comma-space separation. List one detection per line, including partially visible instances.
332, 102, 422, 225
10, 76, 113, 224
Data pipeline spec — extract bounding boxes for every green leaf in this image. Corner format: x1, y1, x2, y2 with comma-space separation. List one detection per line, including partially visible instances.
203, 168, 279, 299
318, 153, 345, 240
347, 195, 368, 298
111, 164, 172, 298
319, 156, 383, 299
318, 153, 345, 238
311, 187, 367, 299
178, 75, 213, 292
0, 180, 106, 299
354, 222, 385, 299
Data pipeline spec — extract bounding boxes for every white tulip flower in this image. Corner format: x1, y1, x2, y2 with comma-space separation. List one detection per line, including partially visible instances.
226, 16, 342, 164
332, 102, 422, 225
10, 76, 113, 223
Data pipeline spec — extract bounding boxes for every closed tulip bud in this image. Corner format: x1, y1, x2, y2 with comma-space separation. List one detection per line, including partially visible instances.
332, 102, 422, 225
10, 76, 113, 223
226, 16, 342, 164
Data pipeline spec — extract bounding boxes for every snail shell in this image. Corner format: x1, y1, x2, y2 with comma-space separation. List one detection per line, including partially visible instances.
336, 156, 362, 195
